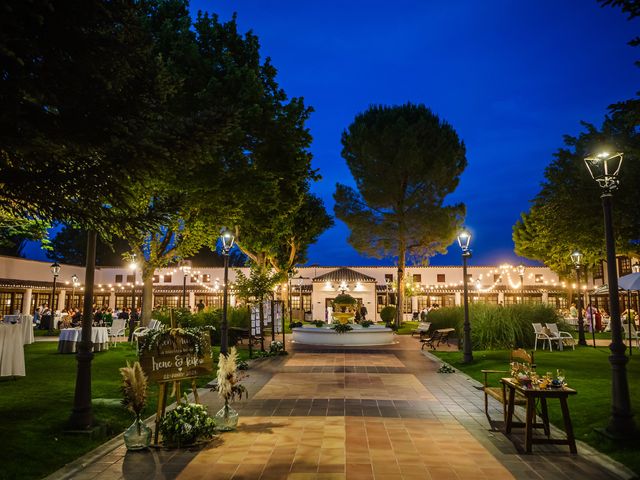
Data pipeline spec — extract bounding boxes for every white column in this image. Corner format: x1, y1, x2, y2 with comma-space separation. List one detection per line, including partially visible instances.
498, 292, 505, 305
542, 292, 549, 305
455, 292, 461, 306
189, 292, 196, 311
22, 288, 33, 315
57, 290, 66, 312
109, 292, 116, 309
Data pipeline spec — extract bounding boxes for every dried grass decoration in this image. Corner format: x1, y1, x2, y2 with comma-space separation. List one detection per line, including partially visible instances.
120, 361, 148, 420
216, 347, 248, 406
120, 361, 152, 450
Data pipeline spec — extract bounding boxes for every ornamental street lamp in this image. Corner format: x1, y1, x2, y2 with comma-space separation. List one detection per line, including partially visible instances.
517, 264, 526, 304
457, 229, 473, 363
220, 228, 235, 356
50, 262, 61, 334
180, 260, 192, 310
584, 150, 636, 439
571, 250, 587, 346
71, 274, 79, 309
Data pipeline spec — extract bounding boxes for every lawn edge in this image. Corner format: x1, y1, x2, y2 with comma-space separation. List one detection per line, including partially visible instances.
423, 350, 638, 480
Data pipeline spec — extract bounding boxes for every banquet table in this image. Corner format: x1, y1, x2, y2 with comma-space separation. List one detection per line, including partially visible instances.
2, 314, 34, 345
0, 323, 25, 377
57, 327, 110, 353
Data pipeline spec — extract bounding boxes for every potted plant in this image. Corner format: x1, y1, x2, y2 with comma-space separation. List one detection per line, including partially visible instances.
120, 361, 152, 450
215, 347, 248, 431
158, 398, 216, 447
332, 293, 358, 324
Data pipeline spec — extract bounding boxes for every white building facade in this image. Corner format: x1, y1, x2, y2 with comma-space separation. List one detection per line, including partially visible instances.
0, 255, 594, 321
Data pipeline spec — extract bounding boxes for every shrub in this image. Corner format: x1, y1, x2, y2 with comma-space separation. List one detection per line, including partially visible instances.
312, 320, 325, 328
361, 320, 374, 328
428, 303, 562, 350
380, 306, 397, 324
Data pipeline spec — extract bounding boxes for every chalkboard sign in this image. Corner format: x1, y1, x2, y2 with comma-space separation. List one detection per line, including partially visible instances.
139, 332, 213, 383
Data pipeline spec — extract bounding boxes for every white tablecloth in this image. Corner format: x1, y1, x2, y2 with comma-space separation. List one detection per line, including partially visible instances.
0, 323, 25, 376
2, 315, 35, 345
58, 327, 109, 353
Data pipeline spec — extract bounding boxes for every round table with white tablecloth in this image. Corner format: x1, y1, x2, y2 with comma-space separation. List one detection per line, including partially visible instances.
0, 323, 25, 376
57, 327, 110, 353
2, 314, 34, 345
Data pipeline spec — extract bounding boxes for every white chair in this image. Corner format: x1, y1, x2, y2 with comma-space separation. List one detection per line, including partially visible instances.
133, 319, 162, 351
107, 318, 127, 346
533, 323, 553, 351
622, 322, 640, 350
546, 323, 575, 351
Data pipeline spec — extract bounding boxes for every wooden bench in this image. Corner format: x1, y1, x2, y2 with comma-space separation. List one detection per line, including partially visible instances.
482, 349, 536, 427
420, 328, 455, 350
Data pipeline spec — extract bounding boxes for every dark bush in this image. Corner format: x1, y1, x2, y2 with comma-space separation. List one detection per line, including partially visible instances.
427, 303, 562, 349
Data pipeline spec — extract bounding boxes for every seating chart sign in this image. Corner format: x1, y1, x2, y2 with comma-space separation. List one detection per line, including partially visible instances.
250, 301, 284, 334
139, 333, 213, 383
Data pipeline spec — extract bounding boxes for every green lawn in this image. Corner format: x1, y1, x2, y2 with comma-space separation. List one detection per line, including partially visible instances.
0, 342, 250, 480
432, 346, 640, 476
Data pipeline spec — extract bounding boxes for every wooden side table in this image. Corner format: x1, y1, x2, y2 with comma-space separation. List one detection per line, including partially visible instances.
501, 377, 578, 454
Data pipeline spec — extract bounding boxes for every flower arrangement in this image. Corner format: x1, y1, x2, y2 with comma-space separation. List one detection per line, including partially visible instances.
138, 325, 214, 357
437, 364, 455, 374
158, 399, 216, 447
269, 340, 284, 354
215, 347, 248, 430
510, 361, 533, 388
331, 323, 353, 334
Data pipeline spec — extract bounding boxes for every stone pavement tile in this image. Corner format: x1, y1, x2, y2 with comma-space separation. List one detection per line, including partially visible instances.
285, 353, 404, 368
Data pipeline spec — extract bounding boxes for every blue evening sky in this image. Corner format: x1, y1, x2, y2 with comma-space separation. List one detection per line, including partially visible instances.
22, 1, 640, 268
192, 0, 640, 267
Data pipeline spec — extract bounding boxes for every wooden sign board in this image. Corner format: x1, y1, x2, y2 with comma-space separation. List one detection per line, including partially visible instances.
139, 333, 213, 383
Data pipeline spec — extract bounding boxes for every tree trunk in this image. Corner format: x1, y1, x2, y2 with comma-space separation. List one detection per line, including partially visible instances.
141, 265, 154, 326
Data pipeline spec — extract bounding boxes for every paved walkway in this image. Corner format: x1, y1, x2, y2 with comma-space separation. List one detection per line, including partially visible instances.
51, 336, 633, 480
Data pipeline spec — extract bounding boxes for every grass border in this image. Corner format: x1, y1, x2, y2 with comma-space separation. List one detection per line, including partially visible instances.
421, 349, 637, 480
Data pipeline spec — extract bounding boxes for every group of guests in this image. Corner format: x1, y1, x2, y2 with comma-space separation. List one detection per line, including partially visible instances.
33, 304, 141, 337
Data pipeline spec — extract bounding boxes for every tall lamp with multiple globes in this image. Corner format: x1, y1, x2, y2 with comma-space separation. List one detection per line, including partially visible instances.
570, 250, 587, 346
584, 150, 636, 439
220, 228, 235, 356
457, 229, 473, 363
50, 262, 61, 333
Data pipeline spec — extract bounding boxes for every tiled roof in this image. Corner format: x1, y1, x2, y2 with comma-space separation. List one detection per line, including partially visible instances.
313, 268, 376, 283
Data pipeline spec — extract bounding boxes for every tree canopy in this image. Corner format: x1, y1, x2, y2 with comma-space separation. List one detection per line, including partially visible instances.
515, 0, 640, 275
334, 103, 467, 325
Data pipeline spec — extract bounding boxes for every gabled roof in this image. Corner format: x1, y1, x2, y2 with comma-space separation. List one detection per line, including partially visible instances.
313, 267, 376, 283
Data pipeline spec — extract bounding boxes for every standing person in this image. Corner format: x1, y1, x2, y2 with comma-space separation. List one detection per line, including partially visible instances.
127, 307, 139, 342
196, 299, 205, 312
586, 303, 594, 333
360, 304, 368, 322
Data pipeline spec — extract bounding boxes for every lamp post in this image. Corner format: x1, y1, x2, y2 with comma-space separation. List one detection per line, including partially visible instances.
220, 228, 235, 356
517, 264, 526, 304
571, 250, 587, 346
457, 229, 473, 363
180, 260, 192, 310
71, 274, 79, 309
584, 150, 636, 439
50, 262, 61, 334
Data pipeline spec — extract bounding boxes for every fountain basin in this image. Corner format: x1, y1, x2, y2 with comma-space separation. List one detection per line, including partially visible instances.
292, 325, 394, 346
